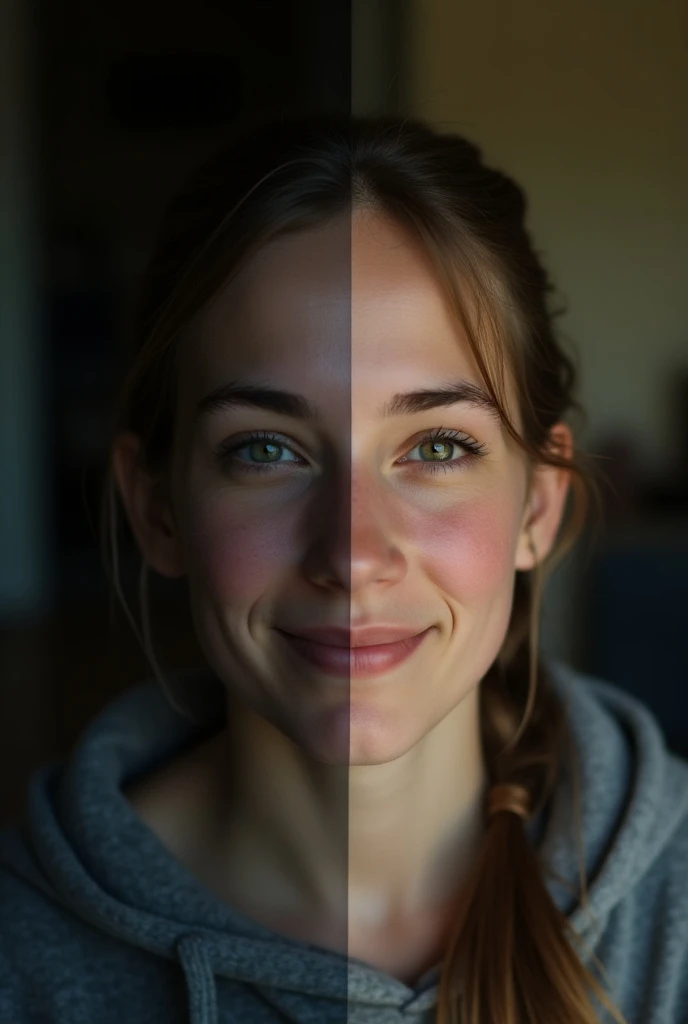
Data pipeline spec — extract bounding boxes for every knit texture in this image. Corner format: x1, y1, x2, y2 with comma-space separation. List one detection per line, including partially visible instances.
1, 657, 687, 1023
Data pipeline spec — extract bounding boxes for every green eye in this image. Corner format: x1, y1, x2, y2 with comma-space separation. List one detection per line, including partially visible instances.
417, 439, 455, 462
399, 428, 489, 474
244, 441, 288, 463
220, 433, 302, 472
217, 427, 489, 477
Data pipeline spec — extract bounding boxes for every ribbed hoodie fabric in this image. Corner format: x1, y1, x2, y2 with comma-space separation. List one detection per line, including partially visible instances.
1, 657, 688, 1023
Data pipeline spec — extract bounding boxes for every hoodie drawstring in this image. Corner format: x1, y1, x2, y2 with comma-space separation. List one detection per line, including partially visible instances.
177, 933, 219, 1024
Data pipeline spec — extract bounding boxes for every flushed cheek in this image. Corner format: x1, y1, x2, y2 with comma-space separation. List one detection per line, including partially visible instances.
184, 501, 298, 603
404, 498, 519, 601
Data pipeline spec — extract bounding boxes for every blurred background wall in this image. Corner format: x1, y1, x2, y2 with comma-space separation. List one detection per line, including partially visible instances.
408, 0, 688, 488
1, 0, 687, 823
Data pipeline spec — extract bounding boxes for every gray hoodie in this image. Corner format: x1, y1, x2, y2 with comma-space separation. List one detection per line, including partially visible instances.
0, 657, 687, 1024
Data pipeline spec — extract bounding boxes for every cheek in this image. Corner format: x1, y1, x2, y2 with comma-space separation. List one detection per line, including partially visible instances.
184, 499, 297, 603
404, 496, 519, 600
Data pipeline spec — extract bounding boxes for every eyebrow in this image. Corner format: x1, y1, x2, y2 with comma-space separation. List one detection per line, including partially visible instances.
193, 377, 502, 427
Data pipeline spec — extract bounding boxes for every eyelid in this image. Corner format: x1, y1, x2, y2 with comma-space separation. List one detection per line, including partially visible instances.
396, 425, 475, 453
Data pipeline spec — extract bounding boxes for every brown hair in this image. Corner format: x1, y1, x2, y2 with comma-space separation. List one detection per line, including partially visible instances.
100, 112, 626, 1024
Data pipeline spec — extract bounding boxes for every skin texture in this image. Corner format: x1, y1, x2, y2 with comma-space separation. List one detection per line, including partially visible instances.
114, 209, 572, 982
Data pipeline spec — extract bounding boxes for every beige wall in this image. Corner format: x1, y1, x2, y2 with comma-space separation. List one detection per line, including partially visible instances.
406, 0, 688, 478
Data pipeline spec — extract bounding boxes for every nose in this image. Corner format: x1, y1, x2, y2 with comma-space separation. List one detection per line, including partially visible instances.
302, 469, 407, 594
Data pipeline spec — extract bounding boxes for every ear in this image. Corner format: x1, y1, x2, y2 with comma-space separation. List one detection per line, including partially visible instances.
514, 423, 573, 572
111, 431, 187, 579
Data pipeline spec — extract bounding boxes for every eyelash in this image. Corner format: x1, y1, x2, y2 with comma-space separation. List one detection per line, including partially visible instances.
215, 427, 490, 476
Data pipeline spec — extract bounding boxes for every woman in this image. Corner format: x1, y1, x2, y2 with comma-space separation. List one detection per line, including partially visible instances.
1, 113, 687, 1024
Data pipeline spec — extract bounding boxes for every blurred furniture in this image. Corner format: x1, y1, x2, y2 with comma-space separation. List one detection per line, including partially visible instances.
582, 516, 688, 759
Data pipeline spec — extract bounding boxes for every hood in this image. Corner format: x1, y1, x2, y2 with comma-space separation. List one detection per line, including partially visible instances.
1, 657, 687, 1023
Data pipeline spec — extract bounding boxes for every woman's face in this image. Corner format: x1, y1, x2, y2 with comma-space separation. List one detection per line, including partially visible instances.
161, 211, 564, 765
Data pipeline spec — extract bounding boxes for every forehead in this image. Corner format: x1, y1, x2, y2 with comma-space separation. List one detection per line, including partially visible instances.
178, 211, 508, 419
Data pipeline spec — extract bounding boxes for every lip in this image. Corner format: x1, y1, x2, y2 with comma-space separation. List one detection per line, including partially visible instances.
274, 625, 433, 678
279, 625, 428, 648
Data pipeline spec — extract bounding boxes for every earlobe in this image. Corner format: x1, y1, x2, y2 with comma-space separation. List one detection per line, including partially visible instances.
515, 507, 540, 573
111, 432, 187, 580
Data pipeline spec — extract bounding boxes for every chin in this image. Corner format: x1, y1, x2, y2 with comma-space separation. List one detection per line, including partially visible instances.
294, 702, 417, 766
348, 736, 417, 767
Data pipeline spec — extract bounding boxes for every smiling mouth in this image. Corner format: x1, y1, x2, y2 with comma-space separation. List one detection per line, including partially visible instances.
274, 626, 433, 678
276, 625, 430, 647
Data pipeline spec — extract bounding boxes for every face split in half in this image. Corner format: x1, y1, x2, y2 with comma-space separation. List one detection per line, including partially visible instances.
129, 209, 571, 766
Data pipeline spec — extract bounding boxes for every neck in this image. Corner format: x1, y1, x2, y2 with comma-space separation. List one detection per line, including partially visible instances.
199, 685, 489, 929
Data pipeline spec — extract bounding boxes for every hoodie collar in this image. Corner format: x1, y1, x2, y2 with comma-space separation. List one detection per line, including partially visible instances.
3, 658, 688, 1020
